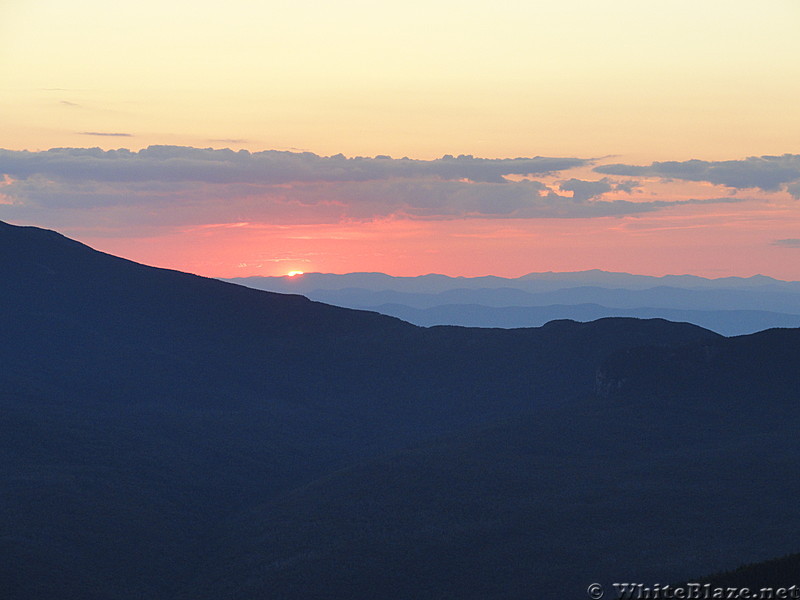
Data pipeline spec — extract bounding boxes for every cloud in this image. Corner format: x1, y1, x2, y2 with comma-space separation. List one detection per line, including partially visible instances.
208, 138, 250, 144
77, 132, 134, 137
0, 145, 750, 233
0, 175, 747, 230
595, 154, 800, 193
787, 182, 800, 200
772, 239, 800, 248
0, 146, 589, 185
558, 178, 612, 202
614, 179, 640, 194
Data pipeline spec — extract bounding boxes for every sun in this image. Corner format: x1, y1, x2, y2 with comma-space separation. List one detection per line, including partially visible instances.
286, 270, 304, 277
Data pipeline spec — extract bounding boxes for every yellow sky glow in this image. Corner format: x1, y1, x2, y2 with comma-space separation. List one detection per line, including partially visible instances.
3, 0, 800, 160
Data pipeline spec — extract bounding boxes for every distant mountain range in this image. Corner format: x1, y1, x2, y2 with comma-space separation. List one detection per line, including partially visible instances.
229, 270, 800, 294
227, 271, 800, 336
2, 220, 800, 599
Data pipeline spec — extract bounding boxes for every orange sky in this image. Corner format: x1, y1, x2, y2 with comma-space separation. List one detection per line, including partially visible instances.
2, 1, 800, 279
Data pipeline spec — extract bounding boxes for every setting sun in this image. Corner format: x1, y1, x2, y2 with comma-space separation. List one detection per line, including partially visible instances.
286, 270, 304, 277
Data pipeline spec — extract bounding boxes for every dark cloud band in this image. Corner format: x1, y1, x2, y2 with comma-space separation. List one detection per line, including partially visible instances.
595, 154, 800, 193
0, 146, 751, 230
0, 146, 588, 185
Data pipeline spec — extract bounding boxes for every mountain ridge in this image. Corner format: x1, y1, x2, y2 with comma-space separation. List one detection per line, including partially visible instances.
229, 269, 796, 291
227, 270, 800, 335
1, 219, 798, 599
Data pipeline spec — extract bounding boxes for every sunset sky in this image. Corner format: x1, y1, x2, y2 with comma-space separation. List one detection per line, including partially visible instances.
2, 0, 800, 279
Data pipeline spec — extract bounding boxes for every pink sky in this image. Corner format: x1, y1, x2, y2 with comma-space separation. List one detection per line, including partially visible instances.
3, 148, 797, 279
82, 203, 800, 280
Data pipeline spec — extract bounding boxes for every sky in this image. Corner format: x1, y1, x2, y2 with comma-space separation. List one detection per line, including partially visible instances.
2, 0, 800, 279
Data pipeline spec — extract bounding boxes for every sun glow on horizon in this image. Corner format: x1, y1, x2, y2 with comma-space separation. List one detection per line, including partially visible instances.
3, 1, 800, 281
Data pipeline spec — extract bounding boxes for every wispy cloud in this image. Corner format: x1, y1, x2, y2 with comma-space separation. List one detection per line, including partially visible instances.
77, 132, 134, 137
208, 138, 250, 144
772, 238, 800, 248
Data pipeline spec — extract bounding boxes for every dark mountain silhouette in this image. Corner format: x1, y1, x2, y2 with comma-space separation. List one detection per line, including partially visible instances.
1, 220, 798, 598
596, 326, 800, 402
691, 552, 800, 589
188, 326, 800, 600
361, 301, 800, 336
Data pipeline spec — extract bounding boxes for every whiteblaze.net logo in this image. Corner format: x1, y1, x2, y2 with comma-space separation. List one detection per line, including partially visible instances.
586, 582, 800, 600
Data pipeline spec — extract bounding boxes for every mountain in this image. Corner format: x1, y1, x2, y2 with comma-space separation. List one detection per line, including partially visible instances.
190, 327, 800, 600
596, 326, 800, 401
2, 220, 799, 599
362, 302, 800, 336
227, 270, 800, 295
0, 221, 713, 597
296, 284, 800, 313
691, 553, 800, 589
227, 272, 800, 336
